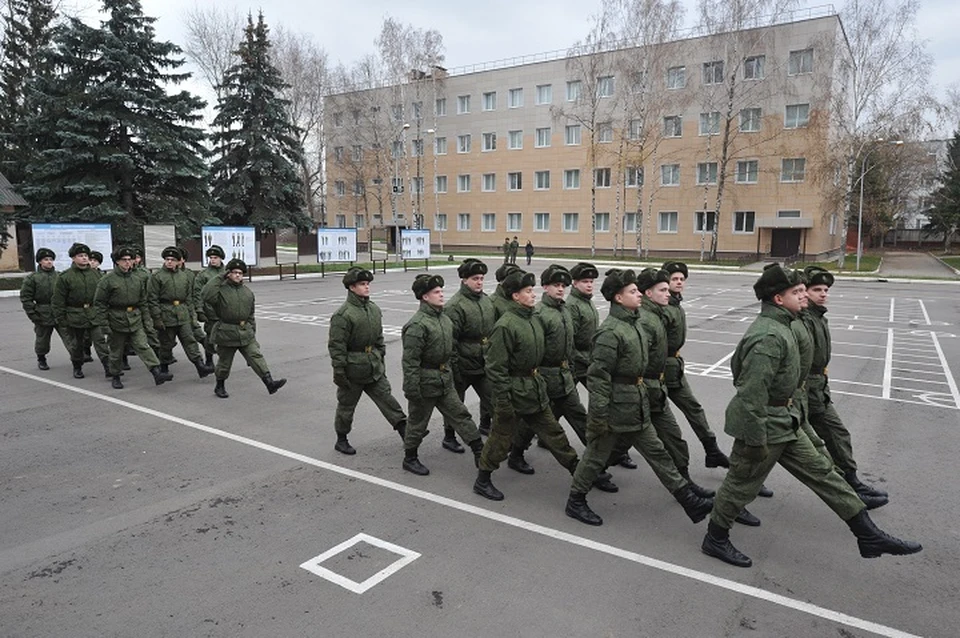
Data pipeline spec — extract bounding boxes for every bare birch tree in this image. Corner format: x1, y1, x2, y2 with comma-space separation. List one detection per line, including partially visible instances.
181, 3, 243, 102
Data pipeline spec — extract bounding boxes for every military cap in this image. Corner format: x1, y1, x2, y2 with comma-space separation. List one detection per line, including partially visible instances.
35, 247, 56, 262
753, 263, 802, 300
225, 258, 247, 273
495, 262, 521, 283
412, 273, 445, 299
662, 261, 689, 279
540, 264, 572, 287
89, 250, 103, 263
570, 262, 599, 280
161, 246, 181, 260
636, 267, 670, 292
600, 268, 639, 302
803, 266, 835, 288
68, 242, 91, 258
502, 270, 536, 296
457, 258, 488, 279
342, 267, 374, 288
133, 246, 144, 258
114, 246, 136, 260
206, 244, 225, 258
177, 246, 189, 261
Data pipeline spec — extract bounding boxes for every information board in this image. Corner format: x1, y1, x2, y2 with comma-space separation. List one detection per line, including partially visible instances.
143, 224, 176, 269
202, 226, 256, 265
400, 229, 431, 260
31, 223, 113, 272
317, 228, 357, 263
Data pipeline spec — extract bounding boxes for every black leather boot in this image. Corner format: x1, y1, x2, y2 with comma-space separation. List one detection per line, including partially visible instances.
618, 452, 638, 469
679, 468, 716, 498
673, 484, 714, 523
121, 355, 131, 370
402, 449, 430, 476
159, 363, 169, 374
593, 471, 619, 493
757, 484, 774, 498
101, 357, 113, 378
37, 355, 49, 371
565, 492, 603, 526
193, 358, 214, 378
473, 470, 504, 501
703, 437, 730, 468
507, 446, 535, 475
214, 378, 229, 398
83, 351, 94, 363
334, 434, 356, 455
468, 438, 484, 468
442, 427, 465, 453
72, 362, 84, 379
262, 373, 287, 394
478, 421, 491, 437
394, 419, 407, 440
111, 375, 124, 390
204, 352, 214, 367
150, 365, 173, 385
845, 471, 889, 498
735, 508, 761, 527
702, 520, 752, 567
846, 510, 922, 558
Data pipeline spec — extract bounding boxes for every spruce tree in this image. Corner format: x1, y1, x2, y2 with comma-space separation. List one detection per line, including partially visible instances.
210, 12, 308, 231
927, 131, 960, 251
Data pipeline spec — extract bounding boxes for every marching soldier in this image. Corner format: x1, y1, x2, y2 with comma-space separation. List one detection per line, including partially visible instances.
701, 265, 920, 568
52, 243, 110, 379
130, 246, 161, 356
193, 245, 226, 368
564, 268, 714, 527
177, 246, 209, 350
21, 248, 73, 371
89, 251, 103, 272
491, 262, 522, 320
328, 267, 407, 454
442, 258, 495, 447
401, 274, 485, 475
791, 272, 833, 462
148, 246, 214, 379
509, 236, 519, 264
202, 258, 286, 398
93, 247, 174, 388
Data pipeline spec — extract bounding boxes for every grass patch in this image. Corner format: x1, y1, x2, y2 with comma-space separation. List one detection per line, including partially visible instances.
797, 254, 881, 273
939, 255, 960, 269
0, 277, 24, 291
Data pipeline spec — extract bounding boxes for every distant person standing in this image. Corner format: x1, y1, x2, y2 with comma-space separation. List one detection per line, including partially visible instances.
502, 237, 511, 264
509, 236, 519, 264
524, 240, 534, 265
21, 248, 72, 371
52, 243, 109, 379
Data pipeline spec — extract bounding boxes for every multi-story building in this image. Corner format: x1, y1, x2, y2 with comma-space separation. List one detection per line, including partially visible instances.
325, 8, 852, 260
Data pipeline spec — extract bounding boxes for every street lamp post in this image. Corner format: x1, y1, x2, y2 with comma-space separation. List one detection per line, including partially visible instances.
856, 139, 903, 271
425, 128, 442, 252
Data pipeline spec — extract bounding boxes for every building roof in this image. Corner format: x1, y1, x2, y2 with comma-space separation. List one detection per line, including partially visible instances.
0, 171, 28, 207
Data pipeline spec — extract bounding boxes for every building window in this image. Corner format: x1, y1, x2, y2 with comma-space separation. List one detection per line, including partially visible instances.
457, 174, 471, 192
781, 158, 806, 182
659, 211, 678, 233
598, 122, 613, 143
334, 146, 344, 162
661, 163, 680, 186
740, 107, 761, 132
482, 91, 497, 111
482, 132, 497, 151
458, 213, 471, 231
562, 213, 579, 232
508, 172, 522, 191
594, 212, 610, 232
744, 55, 765, 80
565, 124, 582, 145
353, 180, 364, 196
482, 213, 496, 231
410, 177, 423, 194
352, 145, 362, 161
535, 127, 551, 148
435, 136, 447, 155
457, 94, 471, 114
697, 162, 718, 185
778, 209, 801, 218
702, 60, 724, 85
628, 70, 646, 93
352, 109, 361, 125
435, 175, 447, 193
785, 103, 810, 129
482, 173, 496, 192
666, 65, 686, 89
623, 212, 637, 232
734, 211, 755, 233
595, 167, 611, 188
597, 75, 614, 97
566, 80, 582, 101
391, 103, 403, 122
391, 140, 403, 159
508, 87, 523, 108
663, 115, 682, 137
536, 84, 552, 105
334, 180, 345, 197
457, 134, 471, 153
392, 177, 404, 193
435, 213, 448, 231
508, 212, 522, 231
411, 139, 424, 157
625, 167, 643, 187
788, 48, 813, 75
355, 214, 365, 229
411, 101, 422, 120
699, 111, 721, 136
564, 169, 581, 189
333, 112, 343, 127
628, 118, 643, 140
735, 160, 759, 184
535, 170, 550, 190
535, 212, 550, 231
335, 214, 346, 228
508, 130, 523, 149
695, 211, 716, 232
435, 98, 447, 116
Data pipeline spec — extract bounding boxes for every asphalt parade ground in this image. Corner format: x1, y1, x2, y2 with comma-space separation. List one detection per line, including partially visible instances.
1, 260, 958, 638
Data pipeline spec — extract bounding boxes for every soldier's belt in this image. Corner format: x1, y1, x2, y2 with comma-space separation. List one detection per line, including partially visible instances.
768, 398, 793, 407
643, 372, 665, 383
461, 336, 489, 344
110, 305, 138, 312
509, 368, 539, 377
613, 376, 645, 386
670, 350, 681, 357
421, 362, 448, 371
808, 366, 828, 376
222, 320, 248, 327
348, 345, 374, 353
164, 299, 183, 306
68, 303, 92, 308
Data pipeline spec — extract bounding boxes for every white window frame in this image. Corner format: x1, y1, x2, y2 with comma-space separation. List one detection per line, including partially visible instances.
739, 108, 761, 133
566, 80, 582, 102
784, 103, 810, 129
664, 115, 682, 138
534, 212, 550, 232
355, 214, 366, 229
352, 145, 362, 162
536, 84, 552, 105
434, 136, 447, 155
435, 98, 447, 116
482, 173, 496, 192
562, 212, 580, 232
744, 55, 765, 80
694, 211, 717, 233
666, 65, 686, 89
508, 130, 523, 149
563, 169, 581, 190
598, 122, 614, 143
508, 87, 523, 108
788, 48, 813, 75
597, 75, 614, 97
535, 127, 551, 148
457, 174, 471, 192
482, 212, 496, 232
628, 118, 643, 140
658, 211, 678, 233
595, 167, 611, 188
625, 167, 643, 188
697, 162, 718, 185
735, 160, 759, 184
565, 124, 582, 145
457, 94, 471, 114
334, 180, 345, 197
660, 163, 680, 186
457, 213, 471, 231
778, 209, 802, 219
435, 213, 448, 231
411, 139, 424, 157
507, 212, 522, 232
781, 158, 806, 183
410, 176, 423, 194
508, 171, 522, 191
594, 212, 610, 232
699, 111, 721, 136
335, 214, 347, 228
457, 134, 471, 154
534, 170, 550, 190
702, 60, 724, 85
623, 212, 637, 233
435, 175, 448, 193
482, 91, 497, 111
482, 132, 497, 151
734, 210, 756, 233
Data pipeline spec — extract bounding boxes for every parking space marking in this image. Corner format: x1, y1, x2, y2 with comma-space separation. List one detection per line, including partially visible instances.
931, 332, 960, 410
299, 533, 420, 594
0, 365, 921, 638
703, 351, 735, 376
918, 300, 931, 325
883, 329, 894, 399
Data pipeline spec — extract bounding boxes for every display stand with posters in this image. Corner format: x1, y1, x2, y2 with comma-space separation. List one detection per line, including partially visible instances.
202, 226, 256, 278
399, 229, 431, 271
142, 224, 176, 269
31, 223, 113, 272
316, 227, 357, 278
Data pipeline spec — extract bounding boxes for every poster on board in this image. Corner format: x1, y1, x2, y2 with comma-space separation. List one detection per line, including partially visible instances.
317, 228, 357, 263
400, 229, 431, 260
31, 223, 113, 272
202, 226, 256, 265
143, 224, 176, 269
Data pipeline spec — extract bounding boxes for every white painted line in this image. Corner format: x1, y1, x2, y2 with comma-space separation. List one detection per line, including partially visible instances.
888, 360, 943, 368
930, 333, 960, 410
299, 533, 420, 594
0, 365, 924, 638
882, 329, 893, 400
891, 367, 950, 376
703, 351, 735, 376
889, 377, 949, 387
918, 300, 931, 326
888, 298, 895, 323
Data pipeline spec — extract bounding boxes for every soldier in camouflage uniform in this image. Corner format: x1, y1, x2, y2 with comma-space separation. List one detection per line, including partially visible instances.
131, 246, 161, 356
701, 265, 920, 568
21, 248, 73, 371
52, 243, 110, 379
491, 262, 522, 321
193, 245, 226, 368
328, 267, 407, 455
401, 274, 484, 475
177, 246, 209, 351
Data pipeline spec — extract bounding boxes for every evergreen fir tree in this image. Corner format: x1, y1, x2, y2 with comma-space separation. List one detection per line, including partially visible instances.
210, 12, 308, 231
19, 0, 210, 244
927, 131, 960, 251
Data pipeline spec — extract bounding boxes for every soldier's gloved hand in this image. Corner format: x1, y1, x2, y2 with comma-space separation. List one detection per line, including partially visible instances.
333, 369, 350, 388
741, 443, 769, 462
